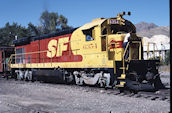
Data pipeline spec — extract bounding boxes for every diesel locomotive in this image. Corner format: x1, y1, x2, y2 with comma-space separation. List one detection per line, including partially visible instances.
8, 12, 164, 91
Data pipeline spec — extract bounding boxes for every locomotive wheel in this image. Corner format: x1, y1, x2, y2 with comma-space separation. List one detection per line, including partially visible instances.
16, 70, 24, 80
98, 81, 105, 88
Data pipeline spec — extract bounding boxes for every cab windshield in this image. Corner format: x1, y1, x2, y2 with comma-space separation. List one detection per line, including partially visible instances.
101, 20, 136, 35
109, 23, 136, 34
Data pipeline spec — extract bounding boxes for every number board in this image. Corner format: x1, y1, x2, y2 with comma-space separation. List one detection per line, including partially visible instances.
108, 19, 120, 24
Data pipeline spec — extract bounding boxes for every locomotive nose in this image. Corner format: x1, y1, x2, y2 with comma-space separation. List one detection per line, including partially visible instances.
105, 34, 126, 61
107, 34, 125, 50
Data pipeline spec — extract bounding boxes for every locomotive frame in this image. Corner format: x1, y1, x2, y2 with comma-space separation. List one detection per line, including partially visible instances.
8, 12, 164, 91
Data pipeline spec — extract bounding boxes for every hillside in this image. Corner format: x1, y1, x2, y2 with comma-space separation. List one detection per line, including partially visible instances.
135, 22, 169, 38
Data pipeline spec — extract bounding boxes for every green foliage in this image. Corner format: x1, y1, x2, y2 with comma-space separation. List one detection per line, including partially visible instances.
39, 10, 72, 34
0, 22, 29, 45
0, 10, 73, 46
59, 15, 72, 30
27, 22, 41, 36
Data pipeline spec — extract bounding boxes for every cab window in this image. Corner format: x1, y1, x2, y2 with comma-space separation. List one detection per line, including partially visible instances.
102, 28, 107, 35
109, 23, 136, 34
82, 28, 95, 41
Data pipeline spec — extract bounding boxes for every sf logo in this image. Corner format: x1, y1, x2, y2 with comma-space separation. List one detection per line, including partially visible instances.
47, 37, 69, 58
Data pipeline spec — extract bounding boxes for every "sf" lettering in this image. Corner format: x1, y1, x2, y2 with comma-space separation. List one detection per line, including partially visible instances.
47, 37, 69, 58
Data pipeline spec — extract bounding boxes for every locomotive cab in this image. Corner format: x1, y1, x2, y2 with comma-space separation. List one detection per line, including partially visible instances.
100, 13, 139, 61
98, 12, 164, 91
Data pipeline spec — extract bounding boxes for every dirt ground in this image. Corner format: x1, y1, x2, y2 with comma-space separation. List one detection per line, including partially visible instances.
159, 65, 170, 72
0, 74, 170, 113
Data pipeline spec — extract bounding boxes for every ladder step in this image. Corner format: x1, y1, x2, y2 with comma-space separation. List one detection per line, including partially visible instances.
115, 81, 126, 87
119, 65, 129, 70
119, 67, 126, 69
117, 74, 126, 79
129, 72, 136, 75
115, 85, 124, 87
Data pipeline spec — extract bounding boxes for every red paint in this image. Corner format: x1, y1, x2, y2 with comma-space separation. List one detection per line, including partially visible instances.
109, 40, 123, 49
15, 34, 83, 64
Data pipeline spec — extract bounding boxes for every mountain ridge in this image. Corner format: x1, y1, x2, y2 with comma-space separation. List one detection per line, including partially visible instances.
135, 22, 169, 38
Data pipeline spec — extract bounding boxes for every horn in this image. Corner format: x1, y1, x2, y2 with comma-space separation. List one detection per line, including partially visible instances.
128, 12, 131, 16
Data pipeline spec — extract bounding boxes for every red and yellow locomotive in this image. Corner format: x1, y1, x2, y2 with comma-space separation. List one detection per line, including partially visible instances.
8, 12, 164, 91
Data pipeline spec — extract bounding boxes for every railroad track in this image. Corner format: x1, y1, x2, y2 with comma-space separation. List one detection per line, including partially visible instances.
1, 77, 170, 103
82, 86, 170, 103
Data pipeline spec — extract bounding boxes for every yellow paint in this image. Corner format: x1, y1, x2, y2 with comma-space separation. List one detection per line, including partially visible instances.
56, 37, 69, 57
115, 81, 126, 87
118, 73, 126, 79
9, 13, 142, 74
47, 37, 69, 58
47, 39, 57, 58
139, 42, 141, 60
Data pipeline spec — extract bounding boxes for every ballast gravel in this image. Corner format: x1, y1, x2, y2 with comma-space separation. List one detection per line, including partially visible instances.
0, 75, 170, 113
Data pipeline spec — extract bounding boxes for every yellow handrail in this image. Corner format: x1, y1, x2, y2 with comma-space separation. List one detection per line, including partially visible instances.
139, 42, 141, 60
7, 48, 80, 70
122, 42, 130, 74
123, 42, 130, 58
122, 41, 142, 74
7, 54, 14, 71
146, 42, 160, 60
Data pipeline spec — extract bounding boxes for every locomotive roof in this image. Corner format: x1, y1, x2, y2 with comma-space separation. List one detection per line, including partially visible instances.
31, 27, 78, 41
13, 28, 78, 46
13, 13, 136, 47
79, 17, 136, 33
80, 18, 106, 30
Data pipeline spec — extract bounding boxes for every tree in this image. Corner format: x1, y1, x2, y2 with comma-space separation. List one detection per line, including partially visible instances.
39, 10, 72, 34
59, 15, 72, 30
0, 10, 73, 46
27, 22, 41, 36
0, 22, 29, 46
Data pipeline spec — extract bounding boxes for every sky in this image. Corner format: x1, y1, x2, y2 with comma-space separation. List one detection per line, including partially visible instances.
0, 0, 170, 28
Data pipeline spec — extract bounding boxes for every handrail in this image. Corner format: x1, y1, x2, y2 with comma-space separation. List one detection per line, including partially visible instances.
9, 49, 80, 56
7, 48, 80, 70
8, 54, 15, 71
146, 42, 160, 60
122, 41, 142, 74
123, 42, 130, 58
122, 42, 130, 74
